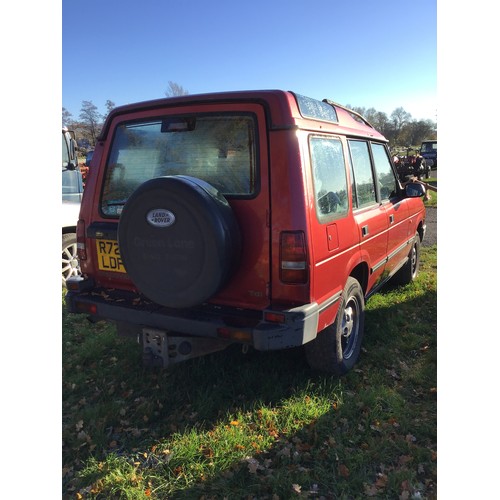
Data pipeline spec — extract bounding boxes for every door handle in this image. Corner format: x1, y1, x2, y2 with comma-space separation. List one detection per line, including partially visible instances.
389, 214, 394, 224
361, 225, 369, 237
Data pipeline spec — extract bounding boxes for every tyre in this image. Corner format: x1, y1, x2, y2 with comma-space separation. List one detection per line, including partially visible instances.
305, 277, 365, 375
62, 233, 81, 287
392, 232, 421, 286
118, 175, 241, 308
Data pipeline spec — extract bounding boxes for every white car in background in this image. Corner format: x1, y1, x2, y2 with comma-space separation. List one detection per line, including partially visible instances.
62, 128, 83, 286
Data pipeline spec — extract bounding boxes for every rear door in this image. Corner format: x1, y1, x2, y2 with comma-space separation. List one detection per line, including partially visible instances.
348, 139, 390, 289
90, 103, 271, 310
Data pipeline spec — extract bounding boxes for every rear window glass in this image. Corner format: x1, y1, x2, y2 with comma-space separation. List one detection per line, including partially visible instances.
421, 141, 437, 152
101, 113, 257, 216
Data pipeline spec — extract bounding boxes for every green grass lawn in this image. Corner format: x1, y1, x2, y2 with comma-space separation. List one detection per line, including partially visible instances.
62, 244, 437, 499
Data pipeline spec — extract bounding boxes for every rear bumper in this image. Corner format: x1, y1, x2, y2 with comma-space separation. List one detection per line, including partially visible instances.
65, 284, 325, 350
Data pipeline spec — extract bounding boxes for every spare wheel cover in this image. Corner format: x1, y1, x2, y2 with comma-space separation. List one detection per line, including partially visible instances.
118, 175, 241, 308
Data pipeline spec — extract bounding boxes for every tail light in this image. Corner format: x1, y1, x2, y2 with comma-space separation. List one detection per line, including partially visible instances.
280, 231, 308, 284
76, 219, 87, 261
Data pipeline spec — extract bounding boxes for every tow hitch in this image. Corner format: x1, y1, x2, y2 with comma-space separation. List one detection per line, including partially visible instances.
141, 328, 233, 369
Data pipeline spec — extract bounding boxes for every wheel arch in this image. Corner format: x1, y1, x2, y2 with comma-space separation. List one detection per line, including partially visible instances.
349, 261, 369, 296
417, 219, 425, 242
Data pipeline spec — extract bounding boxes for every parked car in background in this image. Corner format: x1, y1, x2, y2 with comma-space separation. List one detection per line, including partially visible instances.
420, 140, 437, 169
85, 150, 94, 167
66, 90, 426, 375
62, 128, 83, 286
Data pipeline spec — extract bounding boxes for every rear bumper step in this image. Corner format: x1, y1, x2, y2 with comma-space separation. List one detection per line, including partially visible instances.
66, 286, 324, 351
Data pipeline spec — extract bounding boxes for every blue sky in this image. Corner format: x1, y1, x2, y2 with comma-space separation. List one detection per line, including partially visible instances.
63, 0, 437, 122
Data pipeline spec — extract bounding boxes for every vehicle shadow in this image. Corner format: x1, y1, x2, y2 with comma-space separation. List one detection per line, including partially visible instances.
63, 289, 436, 498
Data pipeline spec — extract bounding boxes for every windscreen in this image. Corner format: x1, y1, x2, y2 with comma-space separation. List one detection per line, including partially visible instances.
101, 113, 257, 216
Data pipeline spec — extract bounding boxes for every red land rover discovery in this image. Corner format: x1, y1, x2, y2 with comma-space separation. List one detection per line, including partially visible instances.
66, 90, 426, 375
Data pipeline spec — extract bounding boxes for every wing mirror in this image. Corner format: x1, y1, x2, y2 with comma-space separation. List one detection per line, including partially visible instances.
404, 182, 426, 198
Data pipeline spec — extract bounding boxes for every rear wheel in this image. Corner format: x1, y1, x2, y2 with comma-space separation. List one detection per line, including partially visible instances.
62, 233, 80, 287
392, 233, 420, 286
305, 277, 365, 375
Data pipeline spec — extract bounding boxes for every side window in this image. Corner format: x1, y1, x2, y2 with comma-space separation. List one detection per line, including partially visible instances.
348, 140, 376, 208
62, 133, 70, 168
371, 143, 398, 201
310, 136, 348, 221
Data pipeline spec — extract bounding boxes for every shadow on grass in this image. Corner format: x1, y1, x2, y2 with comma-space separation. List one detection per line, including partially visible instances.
62, 287, 437, 498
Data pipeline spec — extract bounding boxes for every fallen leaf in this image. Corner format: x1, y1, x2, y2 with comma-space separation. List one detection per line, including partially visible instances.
398, 455, 413, 465
246, 458, 260, 474
364, 484, 379, 496
339, 464, 350, 478
77, 431, 88, 442
375, 473, 388, 488
292, 483, 302, 494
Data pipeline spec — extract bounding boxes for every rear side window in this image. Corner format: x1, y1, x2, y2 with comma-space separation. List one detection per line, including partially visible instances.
310, 136, 348, 221
371, 143, 397, 201
101, 113, 257, 216
348, 140, 376, 208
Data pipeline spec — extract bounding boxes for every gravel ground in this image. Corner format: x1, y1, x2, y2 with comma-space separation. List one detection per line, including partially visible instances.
422, 206, 437, 247
421, 168, 437, 247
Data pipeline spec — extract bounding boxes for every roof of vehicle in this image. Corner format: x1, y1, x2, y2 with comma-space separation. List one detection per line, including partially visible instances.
99, 90, 387, 142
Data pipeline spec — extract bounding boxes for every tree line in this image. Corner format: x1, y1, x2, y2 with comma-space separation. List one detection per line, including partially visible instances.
345, 104, 437, 149
63, 82, 436, 151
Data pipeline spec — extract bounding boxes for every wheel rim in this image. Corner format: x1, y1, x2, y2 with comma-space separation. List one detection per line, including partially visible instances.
341, 296, 360, 360
62, 241, 80, 283
410, 241, 419, 277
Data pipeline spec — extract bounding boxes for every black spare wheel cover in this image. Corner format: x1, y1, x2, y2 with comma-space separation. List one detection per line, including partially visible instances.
118, 175, 241, 308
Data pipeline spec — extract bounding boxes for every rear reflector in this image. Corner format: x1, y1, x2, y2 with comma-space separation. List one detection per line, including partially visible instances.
217, 327, 252, 343
76, 219, 87, 260
74, 301, 97, 315
280, 231, 308, 283
264, 312, 286, 324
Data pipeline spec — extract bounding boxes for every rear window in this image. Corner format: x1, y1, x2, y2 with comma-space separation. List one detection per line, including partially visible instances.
421, 141, 437, 153
101, 113, 257, 216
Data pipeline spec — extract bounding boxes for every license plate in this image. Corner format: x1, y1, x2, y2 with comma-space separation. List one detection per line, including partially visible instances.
96, 239, 126, 273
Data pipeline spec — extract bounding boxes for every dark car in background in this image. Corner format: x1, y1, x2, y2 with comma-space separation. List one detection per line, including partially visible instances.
420, 140, 437, 169
85, 150, 94, 167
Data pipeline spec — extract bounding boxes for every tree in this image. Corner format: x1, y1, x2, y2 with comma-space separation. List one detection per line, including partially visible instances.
102, 100, 116, 122
390, 107, 412, 143
79, 100, 102, 146
105, 99, 115, 114
165, 81, 189, 97
62, 107, 73, 128
403, 119, 436, 146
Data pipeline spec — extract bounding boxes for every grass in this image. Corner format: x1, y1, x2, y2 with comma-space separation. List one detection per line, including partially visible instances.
62, 246, 437, 499
423, 175, 437, 207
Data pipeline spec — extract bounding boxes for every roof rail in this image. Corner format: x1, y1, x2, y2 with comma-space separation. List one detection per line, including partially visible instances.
322, 99, 376, 129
